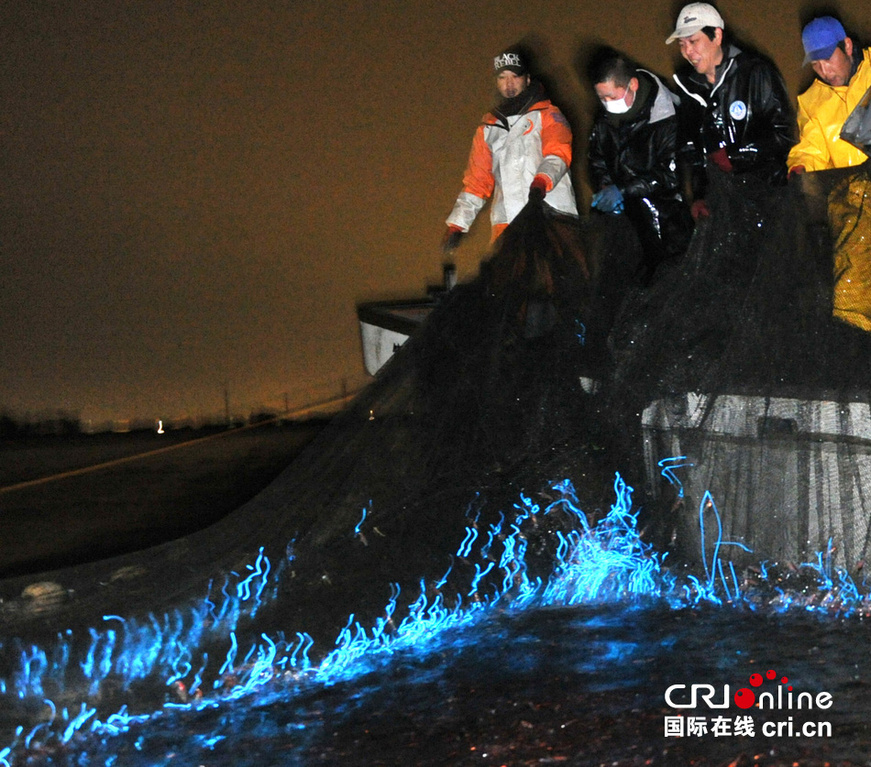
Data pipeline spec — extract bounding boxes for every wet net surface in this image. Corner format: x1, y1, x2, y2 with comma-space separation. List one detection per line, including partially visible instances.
619, 164, 871, 571
2, 163, 871, 764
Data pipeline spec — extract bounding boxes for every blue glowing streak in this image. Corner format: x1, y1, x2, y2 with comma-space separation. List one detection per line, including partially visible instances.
61, 703, 96, 744
24, 707, 51, 749
15, 645, 47, 699
469, 562, 495, 596
717, 559, 733, 602
355, 503, 370, 536
289, 632, 314, 670
697, 492, 752, 596
434, 558, 454, 590
166, 646, 192, 687
5, 472, 871, 763
456, 526, 479, 558
237, 547, 271, 607
218, 631, 239, 680
658, 455, 693, 498
189, 654, 208, 696
479, 512, 504, 558
545, 480, 589, 528
513, 492, 540, 523
464, 495, 483, 525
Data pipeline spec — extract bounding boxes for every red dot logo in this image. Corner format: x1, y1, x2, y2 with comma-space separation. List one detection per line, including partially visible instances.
735, 667, 793, 708
734, 688, 756, 709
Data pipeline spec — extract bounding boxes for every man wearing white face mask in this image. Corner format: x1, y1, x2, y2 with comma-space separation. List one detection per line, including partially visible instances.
587, 47, 693, 283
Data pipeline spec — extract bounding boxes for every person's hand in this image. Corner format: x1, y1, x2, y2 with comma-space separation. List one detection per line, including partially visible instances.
788, 165, 806, 181
690, 199, 710, 220
709, 147, 733, 172
441, 225, 464, 253
591, 185, 624, 214
529, 174, 549, 201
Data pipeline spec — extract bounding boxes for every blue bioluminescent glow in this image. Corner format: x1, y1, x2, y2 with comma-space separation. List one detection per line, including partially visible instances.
354, 502, 371, 546
657, 455, 693, 498
2, 467, 870, 764
457, 526, 479, 559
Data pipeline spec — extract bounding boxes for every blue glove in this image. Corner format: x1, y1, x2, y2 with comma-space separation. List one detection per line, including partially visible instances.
591, 185, 624, 214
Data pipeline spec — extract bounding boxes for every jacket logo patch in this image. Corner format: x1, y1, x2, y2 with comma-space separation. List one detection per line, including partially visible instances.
729, 100, 748, 120
523, 118, 535, 135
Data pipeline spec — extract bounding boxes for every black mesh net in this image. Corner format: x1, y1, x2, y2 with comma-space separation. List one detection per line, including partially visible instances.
612, 162, 871, 571
0, 199, 616, 744
2, 163, 871, 753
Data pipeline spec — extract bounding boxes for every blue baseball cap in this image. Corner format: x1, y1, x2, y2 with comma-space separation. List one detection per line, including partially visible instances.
802, 16, 846, 64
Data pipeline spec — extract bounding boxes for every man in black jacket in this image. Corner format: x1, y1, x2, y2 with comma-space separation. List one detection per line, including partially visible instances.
666, 2, 795, 219
588, 48, 693, 283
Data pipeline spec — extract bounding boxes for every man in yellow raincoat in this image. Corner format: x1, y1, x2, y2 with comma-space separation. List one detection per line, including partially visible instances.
788, 16, 871, 332
787, 16, 870, 173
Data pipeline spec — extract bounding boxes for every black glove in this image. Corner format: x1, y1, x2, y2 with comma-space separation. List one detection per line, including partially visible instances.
442, 226, 464, 253
529, 174, 548, 202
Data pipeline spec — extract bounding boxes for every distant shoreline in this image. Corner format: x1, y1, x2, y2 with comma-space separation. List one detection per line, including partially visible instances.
0, 420, 327, 580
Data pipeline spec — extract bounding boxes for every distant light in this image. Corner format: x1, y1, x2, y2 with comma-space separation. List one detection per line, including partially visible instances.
156, 420, 165, 434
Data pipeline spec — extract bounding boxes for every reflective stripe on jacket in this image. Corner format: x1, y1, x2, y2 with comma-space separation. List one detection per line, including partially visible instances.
447, 96, 578, 232
588, 71, 692, 263
673, 46, 795, 196
588, 71, 681, 201
787, 48, 871, 172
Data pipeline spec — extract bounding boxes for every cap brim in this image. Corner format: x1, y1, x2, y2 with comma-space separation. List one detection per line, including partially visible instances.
802, 43, 838, 66
666, 25, 703, 44
803, 44, 838, 65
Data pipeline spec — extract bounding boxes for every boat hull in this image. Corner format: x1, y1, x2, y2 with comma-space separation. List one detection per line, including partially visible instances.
357, 299, 435, 376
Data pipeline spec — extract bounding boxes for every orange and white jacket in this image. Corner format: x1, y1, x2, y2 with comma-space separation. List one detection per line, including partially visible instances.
447, 90, 578, 234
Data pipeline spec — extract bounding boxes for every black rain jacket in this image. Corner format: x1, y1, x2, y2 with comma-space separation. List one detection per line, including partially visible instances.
588, 70, 692, 266
673, 45, 795, 197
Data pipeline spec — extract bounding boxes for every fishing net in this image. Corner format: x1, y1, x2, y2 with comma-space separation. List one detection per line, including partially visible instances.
0, 200, 618, 751
622, 162, 871, 572
2, 162, 871, 758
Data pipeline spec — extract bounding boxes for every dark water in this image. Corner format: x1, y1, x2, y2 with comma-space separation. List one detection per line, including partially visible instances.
4, 471, 871, 767
18, 602, 871, 767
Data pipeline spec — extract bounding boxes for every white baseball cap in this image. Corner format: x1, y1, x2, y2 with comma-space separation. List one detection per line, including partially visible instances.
666, 2, 725, 44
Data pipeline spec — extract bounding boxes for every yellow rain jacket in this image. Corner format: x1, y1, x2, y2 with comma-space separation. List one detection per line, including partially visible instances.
830, 170, 871, 332
789, 49, 871, 332
787, 48, 871, 172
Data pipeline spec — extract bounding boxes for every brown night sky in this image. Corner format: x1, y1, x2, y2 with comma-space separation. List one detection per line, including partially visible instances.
1, 0, 867, 427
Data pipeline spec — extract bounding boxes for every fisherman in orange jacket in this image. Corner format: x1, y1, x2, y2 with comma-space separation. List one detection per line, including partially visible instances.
442, 49, 578, 252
